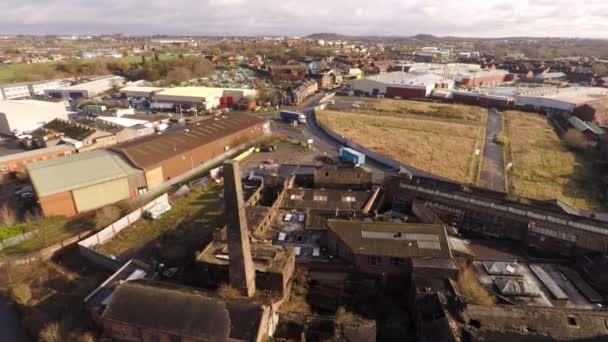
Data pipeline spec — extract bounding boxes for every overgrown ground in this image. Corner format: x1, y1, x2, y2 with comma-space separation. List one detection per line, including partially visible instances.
97, 184, 224, 263
505, 111, 602, 209
318, 98, 487, 183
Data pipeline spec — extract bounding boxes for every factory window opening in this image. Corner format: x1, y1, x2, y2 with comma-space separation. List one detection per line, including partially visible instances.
368, 255, 382, 266
567, 316, 578, 328
390, 257, 405, 267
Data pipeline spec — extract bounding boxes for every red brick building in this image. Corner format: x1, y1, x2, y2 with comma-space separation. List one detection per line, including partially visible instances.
0, 144, 75, 183
573, 98, 608, 126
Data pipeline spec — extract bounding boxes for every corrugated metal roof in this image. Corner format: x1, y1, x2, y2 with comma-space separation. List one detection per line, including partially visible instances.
111, 113, 266, 170
0, 144, 73, 164
27, 149, 142, 197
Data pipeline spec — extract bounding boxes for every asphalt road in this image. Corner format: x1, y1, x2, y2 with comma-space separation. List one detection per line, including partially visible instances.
479, 108, 506, 191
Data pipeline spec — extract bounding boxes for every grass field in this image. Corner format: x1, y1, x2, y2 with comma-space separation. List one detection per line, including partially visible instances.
318, 99, 486, 183
505, 111, 601, 209
346, 97, 487, 123
97, 184, 224, 262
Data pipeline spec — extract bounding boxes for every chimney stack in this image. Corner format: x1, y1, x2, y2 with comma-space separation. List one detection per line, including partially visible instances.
223, 159, 256, 297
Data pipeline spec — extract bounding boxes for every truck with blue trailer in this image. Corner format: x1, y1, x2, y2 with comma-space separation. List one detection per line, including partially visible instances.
339, 147, 365, 165
280, 110, 306, 124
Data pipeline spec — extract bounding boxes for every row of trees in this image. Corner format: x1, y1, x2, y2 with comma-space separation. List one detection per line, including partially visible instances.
12, 54, 215, 84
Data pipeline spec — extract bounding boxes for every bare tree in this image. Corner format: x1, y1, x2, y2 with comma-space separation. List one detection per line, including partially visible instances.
0, 204, 17, 226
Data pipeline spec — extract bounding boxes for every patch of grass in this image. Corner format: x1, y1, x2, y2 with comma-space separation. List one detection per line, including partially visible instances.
348, 97, 487, 123
493, 131, 508, 145
0, 225, 25, 241
97, 185, 223, 259
0, 216, 78, 257
317, 108, 484, 183
457, 266, 495, 306
505, 111, 601, 209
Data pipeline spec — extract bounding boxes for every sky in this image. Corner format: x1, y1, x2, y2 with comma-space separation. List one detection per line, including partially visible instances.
2, 0, 608, 38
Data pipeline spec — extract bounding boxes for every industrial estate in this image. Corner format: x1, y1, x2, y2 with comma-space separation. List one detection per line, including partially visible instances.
2, 25, 608, 342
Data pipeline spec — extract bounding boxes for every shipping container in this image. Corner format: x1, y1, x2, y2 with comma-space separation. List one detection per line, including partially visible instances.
339, 147, 365, 165
280, 110, 306, 124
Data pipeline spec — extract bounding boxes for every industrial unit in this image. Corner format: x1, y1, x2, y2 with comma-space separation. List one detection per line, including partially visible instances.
349, 72, 452, 98
0, 99, 68, 135
44, 75, 125, 99
111, 113, 268, 189
0, 144, 75, 183
150, 86, 258, 110
0, 79, 68, 100
27, 150, 146, 217
515, 86, 608, 113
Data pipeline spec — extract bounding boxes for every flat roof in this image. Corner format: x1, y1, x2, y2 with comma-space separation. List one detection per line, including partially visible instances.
518, 87, 608, 106
0, 99, 66, 112
120, 86, 165, 93
197, 241, 292, 273
362, 71, 444, 86
111, 113, 266, 170
327, 219, 452, 259
154, 86, 255, 100
97, 116, 149, 128
27, 149, 142, 197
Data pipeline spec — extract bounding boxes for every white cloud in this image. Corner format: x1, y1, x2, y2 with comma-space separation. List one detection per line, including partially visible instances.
0, 0, 607, 38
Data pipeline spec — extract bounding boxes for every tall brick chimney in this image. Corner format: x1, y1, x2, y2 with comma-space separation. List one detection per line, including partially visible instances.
223, 159, 256, 297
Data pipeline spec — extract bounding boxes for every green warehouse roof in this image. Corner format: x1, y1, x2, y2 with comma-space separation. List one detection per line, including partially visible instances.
27, 149, 142, 197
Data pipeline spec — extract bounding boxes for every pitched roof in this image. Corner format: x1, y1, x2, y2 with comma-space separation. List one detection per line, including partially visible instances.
27, 150, 142, 197
327, 219, 452, 259
111, 113, 266, 170
102, 280, 266, 341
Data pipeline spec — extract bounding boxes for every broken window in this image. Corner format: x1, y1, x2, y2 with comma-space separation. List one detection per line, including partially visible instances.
390, 257, 405, 266
342, 195, 356, 203
368, 255, 382, 266
290, 193, 303, 200
313, 194, 328, 201
567, 316, 578, 328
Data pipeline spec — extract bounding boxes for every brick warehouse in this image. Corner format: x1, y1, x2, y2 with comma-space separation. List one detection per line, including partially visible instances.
111, 113, 269, 190
28, 113, 268, 216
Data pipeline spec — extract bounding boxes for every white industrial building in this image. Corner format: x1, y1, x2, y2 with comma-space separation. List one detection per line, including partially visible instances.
150, 86, 258, 110
0, 100, 69, 135
0, 79, 68, 100
348, 72, 452, 98
44, 75, 125, 99
515, 87, 608, 113
120, 86, 165, 98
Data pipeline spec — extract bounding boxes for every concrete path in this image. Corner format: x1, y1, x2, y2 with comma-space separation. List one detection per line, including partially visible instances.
479, 108, 506, 191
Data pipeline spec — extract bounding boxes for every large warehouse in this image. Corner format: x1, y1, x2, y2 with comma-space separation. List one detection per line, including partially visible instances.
0, 99, 68, 135
111, 113, 268, 189
349, 72, 452, 98
515, 87, 608, 113
44, 75, 125, 99
150, 87, 258, 110
27, 150, 146, 217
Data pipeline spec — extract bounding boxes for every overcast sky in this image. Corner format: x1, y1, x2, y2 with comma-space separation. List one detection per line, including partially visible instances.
2, 0, 607, 38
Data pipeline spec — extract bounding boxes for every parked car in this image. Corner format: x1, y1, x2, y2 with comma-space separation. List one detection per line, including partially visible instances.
258, 144, 276, 152
14, 186, 33, 198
